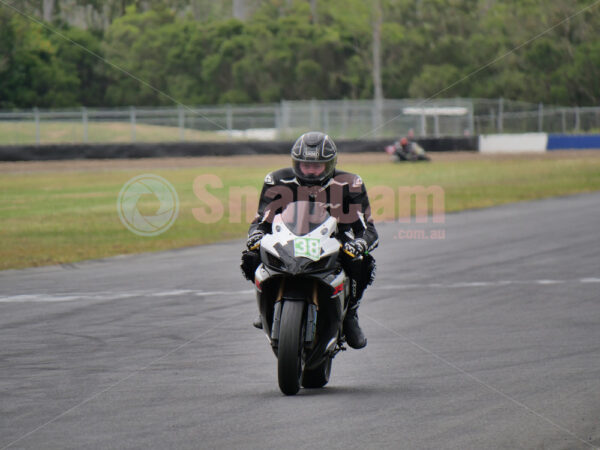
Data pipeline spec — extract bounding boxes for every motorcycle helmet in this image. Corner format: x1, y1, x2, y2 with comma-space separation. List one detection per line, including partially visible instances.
291, 132, 337, 185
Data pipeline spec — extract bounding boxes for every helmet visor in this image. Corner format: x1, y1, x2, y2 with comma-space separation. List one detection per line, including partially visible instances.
292, 157, 336, 184
293, 160, 327, 182
299, 162, 326, 177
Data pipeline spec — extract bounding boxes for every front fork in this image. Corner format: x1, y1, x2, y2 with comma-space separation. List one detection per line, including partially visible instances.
271, 280, 319, 347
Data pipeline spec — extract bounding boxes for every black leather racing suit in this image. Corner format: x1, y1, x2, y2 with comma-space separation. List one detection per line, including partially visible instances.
248, 167, 379, 252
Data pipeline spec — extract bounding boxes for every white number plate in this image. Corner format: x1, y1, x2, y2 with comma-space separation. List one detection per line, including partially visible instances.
293, 237, 321, 261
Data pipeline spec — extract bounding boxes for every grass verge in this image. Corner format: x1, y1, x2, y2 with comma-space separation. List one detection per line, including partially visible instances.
1, 152, 599, 270
0, 121, 231, 145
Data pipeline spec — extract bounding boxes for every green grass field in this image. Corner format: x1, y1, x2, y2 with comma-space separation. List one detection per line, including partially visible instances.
0, 121, 230, 145
1, 153, 599, 270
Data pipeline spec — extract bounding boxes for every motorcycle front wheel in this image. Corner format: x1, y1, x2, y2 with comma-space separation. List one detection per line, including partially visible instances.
277, 301, 306, 395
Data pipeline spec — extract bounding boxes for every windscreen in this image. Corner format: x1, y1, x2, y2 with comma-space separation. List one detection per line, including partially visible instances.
281, 201, 330, 236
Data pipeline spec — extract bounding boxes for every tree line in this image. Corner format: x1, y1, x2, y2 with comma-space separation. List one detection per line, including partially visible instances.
1, 0, 599, 109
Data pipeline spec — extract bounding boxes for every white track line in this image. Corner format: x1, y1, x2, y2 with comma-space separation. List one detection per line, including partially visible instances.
373, 277, 599, 292
0, 289, 254, 303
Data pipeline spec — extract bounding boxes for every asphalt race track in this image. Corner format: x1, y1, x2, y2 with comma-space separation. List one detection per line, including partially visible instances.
1, 193, 599, 450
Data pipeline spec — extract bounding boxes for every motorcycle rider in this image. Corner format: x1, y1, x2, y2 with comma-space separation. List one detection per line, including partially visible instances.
393, 136, 428, 161
242, 131, 378, 349
396, 137, 414, 159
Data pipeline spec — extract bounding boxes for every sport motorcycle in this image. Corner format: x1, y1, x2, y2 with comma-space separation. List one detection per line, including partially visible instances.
253, 201, 358, 395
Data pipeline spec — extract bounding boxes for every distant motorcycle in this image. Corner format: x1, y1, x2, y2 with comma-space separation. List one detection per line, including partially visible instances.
386, 139, 430, 162
253, 201, 358, 395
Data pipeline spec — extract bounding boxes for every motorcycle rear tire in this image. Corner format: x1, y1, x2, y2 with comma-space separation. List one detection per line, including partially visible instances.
277, 301, 306, 395
302, 357, 332, 388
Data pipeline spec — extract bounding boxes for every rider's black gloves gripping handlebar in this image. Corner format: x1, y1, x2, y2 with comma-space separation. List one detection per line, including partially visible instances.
246, 230, 265, 251
342, 238, 368, 258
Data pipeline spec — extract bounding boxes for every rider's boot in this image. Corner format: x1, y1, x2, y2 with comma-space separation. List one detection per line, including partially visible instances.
253, 315, 263, 329
343, 294, 367, 349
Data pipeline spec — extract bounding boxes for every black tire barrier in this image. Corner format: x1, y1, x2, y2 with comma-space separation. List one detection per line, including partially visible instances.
415, 137, 479, 152
0, 137, 478, 161
0, 141, 290, 161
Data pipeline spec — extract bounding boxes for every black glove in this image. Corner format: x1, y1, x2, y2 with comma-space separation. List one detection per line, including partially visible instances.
241, 249, 261, 281
342, 238, 368, 258
246, 230, 264, 250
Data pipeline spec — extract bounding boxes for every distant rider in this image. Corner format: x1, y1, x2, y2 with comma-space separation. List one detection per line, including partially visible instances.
393, 137, 429, 162
396, 137, 414, 159
241, 132, 378, 349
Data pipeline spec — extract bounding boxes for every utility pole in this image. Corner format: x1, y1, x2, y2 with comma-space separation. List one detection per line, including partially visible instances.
43, 0, 55, 22
372, 0, 384, 135
233, 0, 246, 20
310, 0, 318, 23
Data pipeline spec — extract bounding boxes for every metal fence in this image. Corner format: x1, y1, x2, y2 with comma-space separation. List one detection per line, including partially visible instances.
0, 99, 599, 145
